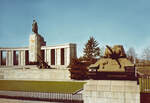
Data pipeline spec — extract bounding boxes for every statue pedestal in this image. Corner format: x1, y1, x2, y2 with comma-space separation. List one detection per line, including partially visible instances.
29, 20, 46, 67
29, 33, 41, 63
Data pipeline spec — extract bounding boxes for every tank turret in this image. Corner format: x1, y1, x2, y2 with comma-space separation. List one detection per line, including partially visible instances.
104, 45, 126, 58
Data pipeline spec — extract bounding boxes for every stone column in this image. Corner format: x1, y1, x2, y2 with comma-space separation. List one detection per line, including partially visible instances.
20, 50, 25, 66
11, 50, 14, 66
10, 51, 13, 66
66, 47, 70, 66
6, 51, 13, 66
6, 51, 8, 66
56, 48, 61, 65
44, 49, 47, 63
44, 49, 46, 64
6, 51, 9, 66
0, 50, 1, 66
45, 49, 51, 65
64, 48, 67, 66
47, 49, 51, 65
18, 51, 21, 66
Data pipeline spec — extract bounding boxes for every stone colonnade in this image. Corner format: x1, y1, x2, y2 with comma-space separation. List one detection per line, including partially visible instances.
0, 49, 27, 66
0, 43, 76, 69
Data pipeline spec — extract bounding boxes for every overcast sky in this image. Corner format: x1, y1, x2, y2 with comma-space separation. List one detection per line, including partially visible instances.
0, 0, 150, 57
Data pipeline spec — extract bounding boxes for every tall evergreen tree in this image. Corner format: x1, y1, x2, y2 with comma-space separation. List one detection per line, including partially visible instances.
83, 36, 100, 61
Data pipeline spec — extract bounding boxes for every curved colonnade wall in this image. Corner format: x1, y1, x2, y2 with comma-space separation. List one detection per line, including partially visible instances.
0, 43, 76, 69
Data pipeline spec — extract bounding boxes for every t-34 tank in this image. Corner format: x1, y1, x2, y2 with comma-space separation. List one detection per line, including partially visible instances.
88, 45, 137, 80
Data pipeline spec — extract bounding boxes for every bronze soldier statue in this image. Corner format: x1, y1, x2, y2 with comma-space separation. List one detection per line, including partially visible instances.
32, 20, 38, 34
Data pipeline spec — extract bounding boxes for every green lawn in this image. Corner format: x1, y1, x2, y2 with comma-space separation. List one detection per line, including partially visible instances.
0, 80, 86, 93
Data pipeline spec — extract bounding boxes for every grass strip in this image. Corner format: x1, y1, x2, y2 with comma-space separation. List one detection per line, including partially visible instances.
0, 80, 86, 93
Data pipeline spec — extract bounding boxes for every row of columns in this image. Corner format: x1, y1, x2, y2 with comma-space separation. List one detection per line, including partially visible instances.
0, 50, 26, 66
44, 47, 70, 66
0, 48, 70, 67
0, 45, 76, 68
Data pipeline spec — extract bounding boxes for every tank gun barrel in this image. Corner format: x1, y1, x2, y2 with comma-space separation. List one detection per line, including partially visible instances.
106, 45, 114, 55
105, 45, 121, 68
105, 45, 116, 59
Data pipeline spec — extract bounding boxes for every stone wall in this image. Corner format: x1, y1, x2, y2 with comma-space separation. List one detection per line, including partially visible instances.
0, 68, 70, 81
83, 80, 140, 103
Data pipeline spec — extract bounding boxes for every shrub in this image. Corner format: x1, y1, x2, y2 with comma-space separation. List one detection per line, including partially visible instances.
68, 58, 91, 80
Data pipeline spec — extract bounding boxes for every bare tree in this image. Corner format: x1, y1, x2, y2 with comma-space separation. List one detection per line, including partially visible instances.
142, 47, 150, 61
127, 47, 137, 63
